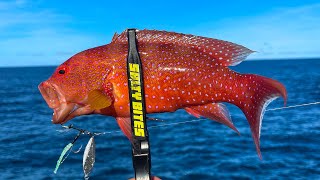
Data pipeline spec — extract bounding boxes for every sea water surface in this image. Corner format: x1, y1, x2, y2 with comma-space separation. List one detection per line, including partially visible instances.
0, 59, 319, 180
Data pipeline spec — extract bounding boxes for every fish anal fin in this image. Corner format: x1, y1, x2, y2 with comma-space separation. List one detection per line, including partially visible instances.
185, 103, 239, 134
185, 107, 201, 118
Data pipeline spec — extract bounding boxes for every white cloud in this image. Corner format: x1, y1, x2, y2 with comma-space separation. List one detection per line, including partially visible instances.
0, 0, 103, 67
1, 2, 319, 67
189, 3, 320, 60
0, 29, 103, 66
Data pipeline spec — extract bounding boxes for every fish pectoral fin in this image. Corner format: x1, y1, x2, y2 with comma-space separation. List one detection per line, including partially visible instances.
185, 103, 239, 134
88, 90, 112, 110
116, 117, 132, 141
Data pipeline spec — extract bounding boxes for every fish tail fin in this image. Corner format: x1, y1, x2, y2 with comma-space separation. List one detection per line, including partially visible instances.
231, 74, 287, 158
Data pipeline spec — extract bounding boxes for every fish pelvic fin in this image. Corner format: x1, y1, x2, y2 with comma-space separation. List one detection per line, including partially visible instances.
229, 74, 287, 158
185, 103, 239, 134
116, 117, 132, 141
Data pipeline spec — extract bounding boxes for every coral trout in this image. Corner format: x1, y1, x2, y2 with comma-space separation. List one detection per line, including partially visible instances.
39, 29, 287, 158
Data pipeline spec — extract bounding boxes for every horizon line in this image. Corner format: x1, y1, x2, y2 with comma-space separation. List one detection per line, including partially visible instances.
0, 57, 319, 68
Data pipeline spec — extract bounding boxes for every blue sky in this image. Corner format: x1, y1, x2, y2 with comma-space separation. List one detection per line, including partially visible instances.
0, 0, 319, 67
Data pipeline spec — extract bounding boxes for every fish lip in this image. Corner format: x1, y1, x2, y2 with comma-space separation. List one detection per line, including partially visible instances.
39, 81, 92, 124
39, 81, 77, 124
52, 103, 76, 124
52, 104, 93, 124
38, 82, 61, 109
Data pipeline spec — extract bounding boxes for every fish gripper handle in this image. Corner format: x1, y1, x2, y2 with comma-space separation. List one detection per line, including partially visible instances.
127, 28, 152, 180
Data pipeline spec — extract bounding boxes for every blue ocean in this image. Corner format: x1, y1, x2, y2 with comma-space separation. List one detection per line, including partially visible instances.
0, 59, 319, 180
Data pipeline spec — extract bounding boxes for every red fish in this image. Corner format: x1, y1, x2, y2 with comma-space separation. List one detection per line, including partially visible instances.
38, 29, 287, 159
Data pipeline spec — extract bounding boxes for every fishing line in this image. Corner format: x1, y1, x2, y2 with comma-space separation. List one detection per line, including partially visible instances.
149, 101, 320, 129
148, 119, 207, 128
266, 101, 320, 111
61, 101, 320, 135
54, 100, 320, 176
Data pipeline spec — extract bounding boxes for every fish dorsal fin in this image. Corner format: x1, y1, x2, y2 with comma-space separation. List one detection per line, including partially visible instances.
88, 90, 112, 110
111, 32, 119, 43
112, 29, 254, 66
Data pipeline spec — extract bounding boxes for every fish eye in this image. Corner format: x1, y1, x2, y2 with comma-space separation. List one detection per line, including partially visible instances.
59, 69, 65, 74
57, 66, 69, 75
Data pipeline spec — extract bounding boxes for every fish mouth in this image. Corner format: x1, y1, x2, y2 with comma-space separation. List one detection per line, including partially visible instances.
52, 103, 77, 124
38, 81, 92, 124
